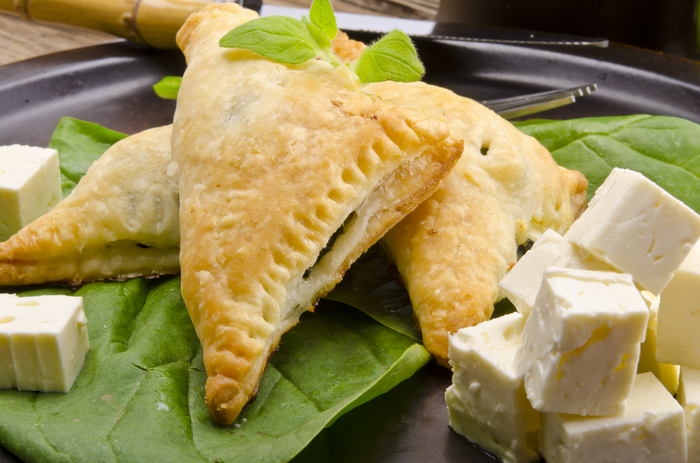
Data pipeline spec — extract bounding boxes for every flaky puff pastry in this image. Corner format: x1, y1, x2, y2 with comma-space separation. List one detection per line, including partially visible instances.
173, 4, 463, 425
0, 125, 180, 285
0, 31, 367, 288
369, 81, 588, 367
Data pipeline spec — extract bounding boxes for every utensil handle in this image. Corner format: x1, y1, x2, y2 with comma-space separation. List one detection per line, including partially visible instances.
0, 0, 215, 49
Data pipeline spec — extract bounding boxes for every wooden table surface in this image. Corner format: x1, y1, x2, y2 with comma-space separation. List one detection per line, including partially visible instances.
0, 0, 406, 67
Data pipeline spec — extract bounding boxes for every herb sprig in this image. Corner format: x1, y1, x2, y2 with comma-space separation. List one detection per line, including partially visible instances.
153, 0, 425, 99
219, 0, 424, 85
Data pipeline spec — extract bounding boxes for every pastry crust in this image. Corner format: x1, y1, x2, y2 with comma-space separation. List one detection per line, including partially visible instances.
369, 81, 588, 367
331, 31, 365, 64
0, 125, 180, 285
173, 4, 462, 425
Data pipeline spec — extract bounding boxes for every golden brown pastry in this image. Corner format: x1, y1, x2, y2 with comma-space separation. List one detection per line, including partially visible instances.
0, 31, 368, 288
172, 4, 463, 425
331, 31, 365, 64
369, 81, 588, 367
0, 125, 180, 285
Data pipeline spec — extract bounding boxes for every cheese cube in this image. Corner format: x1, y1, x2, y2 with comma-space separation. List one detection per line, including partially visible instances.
499, 229, 612, 317
539, 373, 687, 463
656, 241, 700, 370
565, 168, 700, 296
0, 145, 63, 242
0, 294, 89, 393
637, 291, 679, 394
515, 268, 649, 415
677, 366, 700, 463
446, 313, 539, 463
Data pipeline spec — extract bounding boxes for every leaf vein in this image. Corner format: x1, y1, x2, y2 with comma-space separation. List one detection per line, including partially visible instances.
29, 395, 82, 463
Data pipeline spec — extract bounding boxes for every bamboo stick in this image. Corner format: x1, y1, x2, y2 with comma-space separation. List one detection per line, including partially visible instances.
0, 0, 430, 50
0, 0, 212, 49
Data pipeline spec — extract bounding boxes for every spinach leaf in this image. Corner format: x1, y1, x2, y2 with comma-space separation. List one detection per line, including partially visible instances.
0, 278, 429, 463
325, 244, 419, 339
47, 117, 128, 197
515, 115, 700, 211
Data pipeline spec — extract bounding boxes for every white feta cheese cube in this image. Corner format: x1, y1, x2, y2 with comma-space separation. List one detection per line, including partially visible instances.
656, 240, 700, 370
0, 145, 62, 242
515, 268, 649, 415
446, 312, 539, 463
539, 372, 687, 463
677, 366, 700, 463
0, 294, 89, 393
637, 291, 679, 394
499, 229, 612, 318
565, 168, 700, 296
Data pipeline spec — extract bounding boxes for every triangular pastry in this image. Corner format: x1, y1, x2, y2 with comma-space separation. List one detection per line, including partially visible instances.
0, 125, 180, 285
368, 81, 588, 367
0, 32, 370, 287
172, 4, 463, 424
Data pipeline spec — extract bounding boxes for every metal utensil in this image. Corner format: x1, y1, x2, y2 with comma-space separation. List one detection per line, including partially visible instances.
483, 84, 598, 119
258, 4, 609, 47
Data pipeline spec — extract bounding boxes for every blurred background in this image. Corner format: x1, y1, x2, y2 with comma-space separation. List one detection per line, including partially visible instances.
436, 0, 700, 59
0, 0, 698, 66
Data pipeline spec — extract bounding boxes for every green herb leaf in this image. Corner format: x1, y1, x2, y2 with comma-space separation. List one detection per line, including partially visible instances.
326, 244, 419, 339
152, 76, 182, 100
0, 278, 429, 463
514, 115, 700, 212
309, 0, 338, 41
47, 117, 128, 197
302, 15, 332, 50
219, 16, 320, 65
352, 30, 424, 84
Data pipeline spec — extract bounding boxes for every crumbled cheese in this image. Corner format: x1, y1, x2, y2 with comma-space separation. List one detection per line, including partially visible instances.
637, 291, 679, 394
565, 168, 700, 296
446, 312, 539, 463
677, 366, 700, 463
656, 240, 700, 370
515, 267, 649, 416
539, 372, 687, 463
499, 229, 612, 317
0, 294, 89, 393
0, 145, 63, 241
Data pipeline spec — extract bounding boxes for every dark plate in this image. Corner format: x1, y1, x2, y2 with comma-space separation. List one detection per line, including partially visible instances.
1, 30, 700, 463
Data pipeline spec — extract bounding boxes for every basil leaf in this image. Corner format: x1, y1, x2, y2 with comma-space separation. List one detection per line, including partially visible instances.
219, 16, 320, 65
0, 279, 429, 463
47, 117, 128, 197
152, 76, 182, 100
303, 16, 332, 50
309, 0, 338, 40
515, 115, 700, 211
353, 30, 424, 84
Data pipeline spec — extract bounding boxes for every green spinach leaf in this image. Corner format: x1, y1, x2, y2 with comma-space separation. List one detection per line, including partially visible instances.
0, 278, 429, 463
325, 244, 419, 339
515, 115, 700, 211
48, 117, 128, 197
